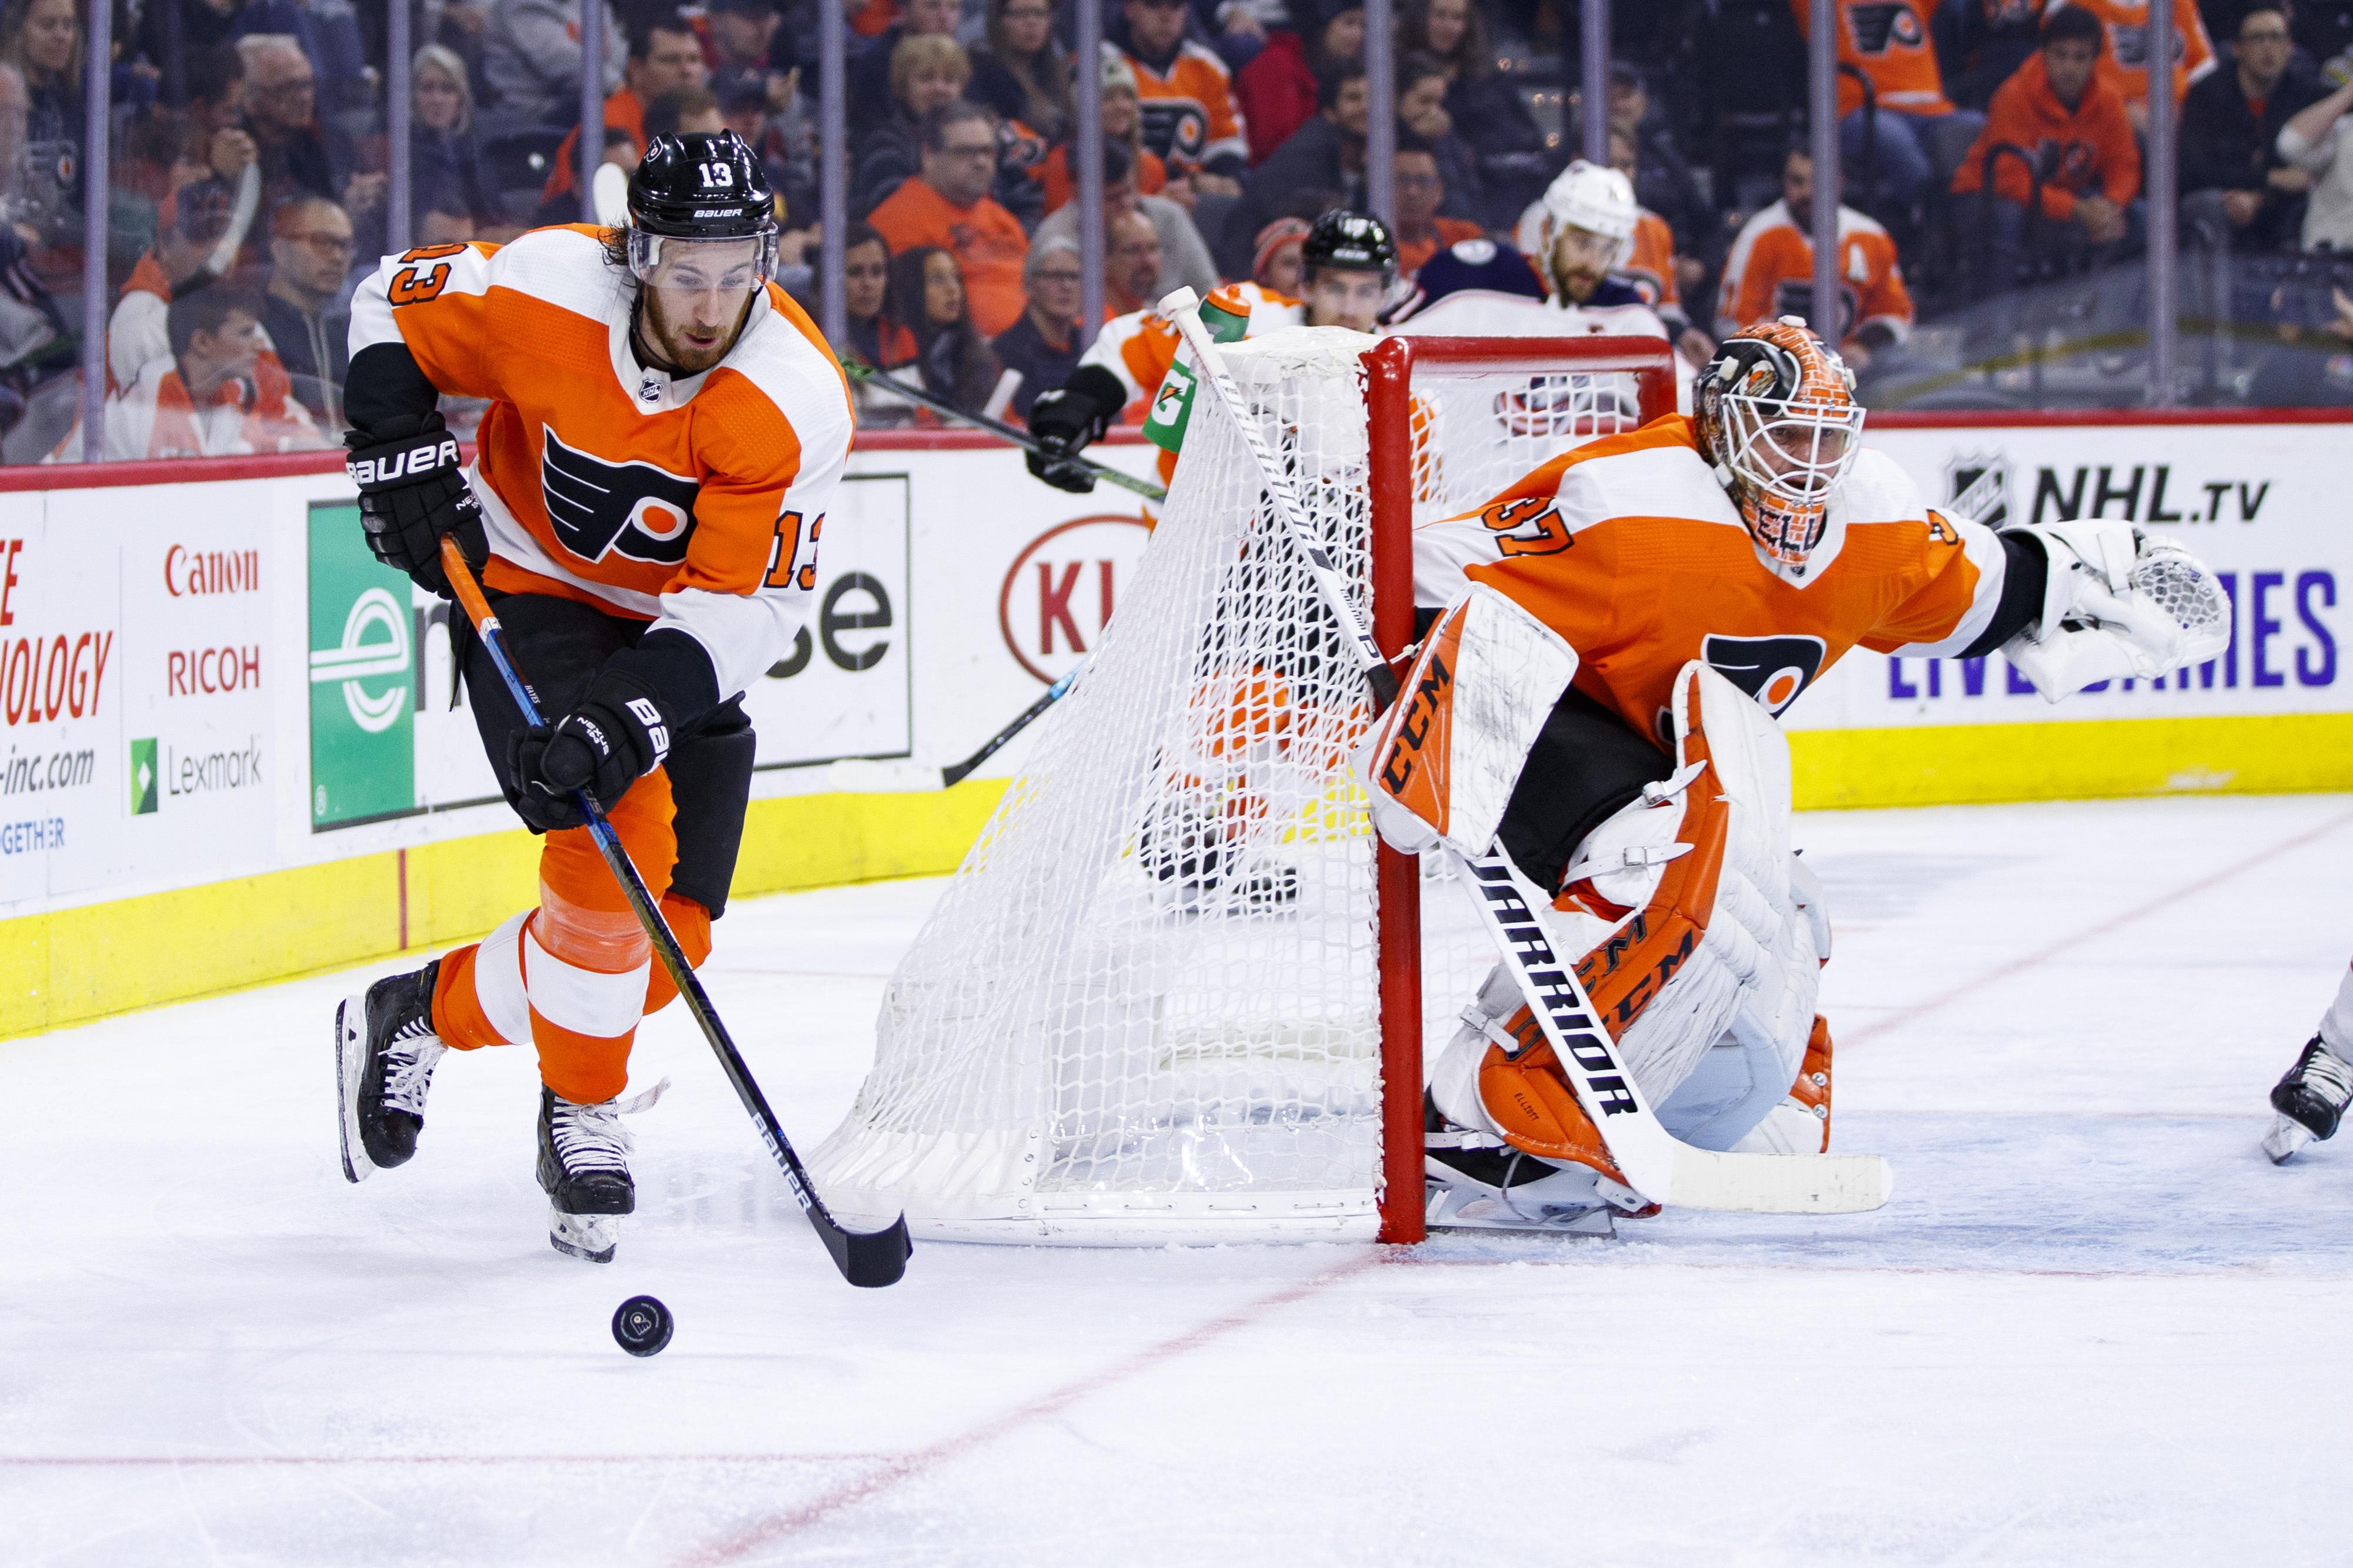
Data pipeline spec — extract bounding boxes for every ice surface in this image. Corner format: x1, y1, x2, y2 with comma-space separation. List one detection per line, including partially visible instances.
6, 795, 2353, 1566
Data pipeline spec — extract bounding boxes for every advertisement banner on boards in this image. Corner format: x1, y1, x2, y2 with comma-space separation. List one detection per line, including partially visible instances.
306, 499, 416, 828
0, 517, 118, 904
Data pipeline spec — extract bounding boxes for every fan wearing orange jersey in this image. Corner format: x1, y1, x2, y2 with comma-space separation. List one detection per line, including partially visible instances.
1717, 145, 1914, 372
331, 132, 853, 1266
1791, 0, 1986, 208
1414, 318, 2225, 1227
2050, 0, 2214, 132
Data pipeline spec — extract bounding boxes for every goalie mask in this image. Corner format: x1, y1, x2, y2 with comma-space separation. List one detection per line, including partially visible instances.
1695, 317, 1864, 575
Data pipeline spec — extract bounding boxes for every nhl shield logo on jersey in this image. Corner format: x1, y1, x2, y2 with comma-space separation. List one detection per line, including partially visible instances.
1943, 451, 2009, 529
541, 428, 702, 566
1699, 633, 1827, 716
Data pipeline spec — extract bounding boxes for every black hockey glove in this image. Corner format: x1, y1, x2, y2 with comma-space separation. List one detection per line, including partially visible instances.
345, 412, 486, 598
1023, 364, 1127, 495
512, 668, 675, 830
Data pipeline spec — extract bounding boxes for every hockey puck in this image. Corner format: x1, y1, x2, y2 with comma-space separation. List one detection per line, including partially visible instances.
611, 1295, 674, 1357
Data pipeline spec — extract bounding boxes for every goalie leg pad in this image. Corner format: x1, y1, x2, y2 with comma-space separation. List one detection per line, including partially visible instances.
1729, 1015, 1836, 1156
1429, 965, 1631, 1187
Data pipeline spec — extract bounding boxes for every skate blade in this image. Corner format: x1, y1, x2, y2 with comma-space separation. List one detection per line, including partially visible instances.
1425, 1185, 1617, 1236
2264, 1114, 2317, 1165
334, 996, 369, 1185
550, 1207, 619, 1264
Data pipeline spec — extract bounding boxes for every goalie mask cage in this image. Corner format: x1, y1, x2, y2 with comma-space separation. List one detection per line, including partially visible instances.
809, 333, 1677, 1245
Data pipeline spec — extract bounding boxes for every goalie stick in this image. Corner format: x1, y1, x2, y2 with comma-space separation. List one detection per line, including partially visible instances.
828, 658, 1084, 792
1156, 288, 1892, 1216
842, 359, 1169, 503
439, 539, 914, 1286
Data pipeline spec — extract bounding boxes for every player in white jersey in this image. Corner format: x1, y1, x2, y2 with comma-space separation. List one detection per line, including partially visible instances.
2264, 959, 2353, 1162
331, 132, 854, 1263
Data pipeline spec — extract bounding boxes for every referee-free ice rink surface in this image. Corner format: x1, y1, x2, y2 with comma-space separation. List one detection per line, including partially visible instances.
8, 793, 2353, 1567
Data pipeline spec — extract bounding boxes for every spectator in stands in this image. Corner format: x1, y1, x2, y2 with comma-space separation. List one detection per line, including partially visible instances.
889, 244, 999, 414
1397, 50, 1480, 220
1104, 204, 1164, 313
1252, 213, 1308, 292
992, 236, 1084, 420
1792, 0, 1984, 212
850, 34, 971, 217
1398, 0, 1545, 228
411, 42, 497, 241
259, 194, 352, 426
234, 35, 352, 210
541, 11, 706, 216
1041, 55, 1169, 213
1114, 0, 1248, 196
644, 84, 725, 140
483, 0, 624, 125
1605, 61, 1710, 262
852, 0, 960, 137
1609, 126, 1711, 364
230, 0, 372, 124
838, 220, 916, 371
2179, 5, 2319, 255
1951, 6, 2139, 285
109, 179, 241, 391
1719, 145, 1914, 371
2, 0, 78, 149
1235, 0, 1363, 165
1390, 133, 1481, 275
868, 99, 1030, 336
1936, 0, 2045, 113
1033, 137, 1219, 297
968, 0, 1072, 146
2059, 0, 2214, 134
2279, 56, 2353, 248
1228, 53, 1366, 273
64, 287, 324, 461
705, 0, 787, 114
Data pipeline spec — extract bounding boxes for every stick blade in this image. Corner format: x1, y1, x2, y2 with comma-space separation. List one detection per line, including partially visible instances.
814, 1212, 913, 1287
1667, 1147, 1894, 1215
827, 758, 943, 793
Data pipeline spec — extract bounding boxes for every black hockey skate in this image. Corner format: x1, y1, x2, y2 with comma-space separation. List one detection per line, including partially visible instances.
538, 1085, 659, 1263
1422, 1091, 1621, 1235
1138, 805, 1299, 912
2265, 1037, 2353, 1164
335, 961, 449, 1183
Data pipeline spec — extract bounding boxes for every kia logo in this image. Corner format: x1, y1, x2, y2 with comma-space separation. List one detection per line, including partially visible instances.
998, 515, 1150, 684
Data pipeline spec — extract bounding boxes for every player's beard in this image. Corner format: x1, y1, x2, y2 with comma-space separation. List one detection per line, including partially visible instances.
1551, 260, 1604, 305
635, 286, 757, 376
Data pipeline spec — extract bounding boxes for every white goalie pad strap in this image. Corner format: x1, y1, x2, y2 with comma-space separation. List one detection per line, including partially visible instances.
473, 910, 533, 1047
1590, 664, 1819, 1109
1358, 582, 1577, 859
2006, 522, 2231, 702
522, 920, 652, 1037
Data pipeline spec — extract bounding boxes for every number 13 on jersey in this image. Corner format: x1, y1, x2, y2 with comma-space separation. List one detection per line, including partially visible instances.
766, 511, 822, 590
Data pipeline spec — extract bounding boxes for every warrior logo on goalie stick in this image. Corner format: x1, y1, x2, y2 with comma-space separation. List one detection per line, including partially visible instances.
1469, 856, 1639, 1116
540, 428, 702, 567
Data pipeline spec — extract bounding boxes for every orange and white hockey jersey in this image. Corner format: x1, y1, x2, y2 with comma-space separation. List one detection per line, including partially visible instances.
2052, 0, 2214, 109
1108, 40, 1249, 170
53, 353, 325, 462
346, 227, 854, 701
1795, 0, 1955, 117
1412, 415, 2012, 743
1715, 199, 1913, 346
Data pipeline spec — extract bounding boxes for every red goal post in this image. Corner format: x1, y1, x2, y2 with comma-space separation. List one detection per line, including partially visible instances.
1365, 334, 1681, 1244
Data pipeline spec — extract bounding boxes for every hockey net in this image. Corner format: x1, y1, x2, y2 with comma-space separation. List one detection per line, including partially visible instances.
810, 331, 1678, 1243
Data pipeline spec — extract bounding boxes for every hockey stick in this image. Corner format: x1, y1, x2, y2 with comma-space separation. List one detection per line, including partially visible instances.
1157, 288, 1892, 1216
841, 358, 1168, 503
438, 539, 914, 1286
828, 658, 1084, 792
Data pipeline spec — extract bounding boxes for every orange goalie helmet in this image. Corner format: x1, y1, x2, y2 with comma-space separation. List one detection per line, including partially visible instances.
1694, 316, 1864, 576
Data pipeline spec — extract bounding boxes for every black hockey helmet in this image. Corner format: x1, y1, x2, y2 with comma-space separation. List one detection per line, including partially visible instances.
1302, 209, 1396, 283
627, 130, 776, 239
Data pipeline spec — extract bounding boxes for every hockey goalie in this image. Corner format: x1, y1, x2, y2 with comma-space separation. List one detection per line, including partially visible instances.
1391, 315, 2229, 1230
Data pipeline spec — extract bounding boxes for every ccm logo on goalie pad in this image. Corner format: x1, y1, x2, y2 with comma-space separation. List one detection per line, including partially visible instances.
625, 697, 671, 766
1469, 858, 1639, 1117
541, 428, 702, 566
1376, 652, 1454, 831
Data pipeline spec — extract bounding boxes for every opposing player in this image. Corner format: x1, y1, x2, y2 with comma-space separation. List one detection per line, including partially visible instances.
1396, 159, 1664, 339
1388, 317, 2225, 1229
1020, 208, 1396, 496
331, 131, 852, 1263
2263, 960, 2353, 1162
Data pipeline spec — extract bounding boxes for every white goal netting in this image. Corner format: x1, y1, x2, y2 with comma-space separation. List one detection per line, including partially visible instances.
809, 327, 1664, 1243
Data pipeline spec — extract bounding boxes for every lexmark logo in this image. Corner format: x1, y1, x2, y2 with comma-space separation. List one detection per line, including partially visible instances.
1468, 856, 1639, 1116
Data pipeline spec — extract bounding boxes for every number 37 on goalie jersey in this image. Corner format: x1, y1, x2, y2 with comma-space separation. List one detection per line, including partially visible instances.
765, 509, 824, 591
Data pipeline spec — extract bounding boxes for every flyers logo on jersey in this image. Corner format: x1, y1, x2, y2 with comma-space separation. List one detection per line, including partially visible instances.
541, 428, 701, 566
1700, 633, 1827, 715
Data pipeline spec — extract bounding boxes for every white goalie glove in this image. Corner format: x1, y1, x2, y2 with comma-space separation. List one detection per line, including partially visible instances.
2003, 521, 2231, 702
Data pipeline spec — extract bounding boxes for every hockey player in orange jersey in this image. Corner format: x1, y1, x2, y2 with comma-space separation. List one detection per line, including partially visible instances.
1407, 318, 2227, 1228
332, 132, 852, 1263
